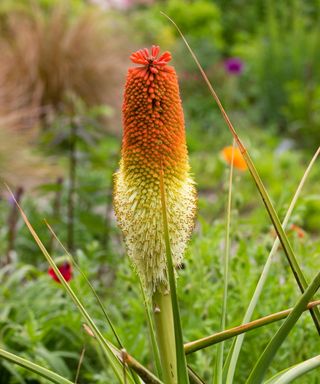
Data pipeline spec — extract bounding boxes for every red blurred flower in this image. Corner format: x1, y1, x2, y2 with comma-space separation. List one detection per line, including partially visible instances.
48, 262, 72, 283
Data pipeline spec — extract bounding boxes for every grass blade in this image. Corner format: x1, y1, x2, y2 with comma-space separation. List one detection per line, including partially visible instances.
5, 184, 132, 384
184, 300, 320, 354
224, 146, 320, 382
74, 346, 85, 384
159, 167, 189, 383
188, 366, 206, 384
0, 348, 74, 384
7, 185, 163, 384
160, 12, 320, 335
46, 221, 143, 384
246, 271, 320, 384
138, 278, 162, 378
45, 221, 124, 349
214, 140, 235, 384
265, 355, 320, 384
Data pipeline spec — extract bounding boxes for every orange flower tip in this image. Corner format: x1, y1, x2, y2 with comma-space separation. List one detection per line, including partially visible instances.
221, 145, 247, 171
130, 45, 172, 69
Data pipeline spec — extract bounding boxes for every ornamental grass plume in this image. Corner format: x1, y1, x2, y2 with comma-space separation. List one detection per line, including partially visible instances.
114, 45, 197, 295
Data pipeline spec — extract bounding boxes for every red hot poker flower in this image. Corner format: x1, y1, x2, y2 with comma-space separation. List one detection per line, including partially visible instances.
114, 45, 197, 295
48, 262, 72, 283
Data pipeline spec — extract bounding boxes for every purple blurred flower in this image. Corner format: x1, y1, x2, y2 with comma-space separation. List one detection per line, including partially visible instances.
224, 57, 244, 75
7, 186, 24, 206
7, 195, 15, 206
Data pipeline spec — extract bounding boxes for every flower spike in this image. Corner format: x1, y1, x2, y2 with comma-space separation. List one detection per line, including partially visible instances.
114, 46, 196, 295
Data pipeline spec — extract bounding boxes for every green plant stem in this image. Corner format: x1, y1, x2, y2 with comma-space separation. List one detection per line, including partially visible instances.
6, 186, 24, 264
8, 185, 161, 384
48, 177, 63, 254
45, 222, 160, 384
75, 346, 85, 384
67, 120, 77, 253
225, 146, 320, 383
119, 349, 164, 384
0, 348, 74, 384
184, 300, 320, 355
159, 166, 189, 383
188, 366, 206, 384
140, 278, 162, 378
214, 140, 235, 384
242, 152, 320, 333
152, 288, 177, 384
45, 220, 124, 349
161, 11, 320, 335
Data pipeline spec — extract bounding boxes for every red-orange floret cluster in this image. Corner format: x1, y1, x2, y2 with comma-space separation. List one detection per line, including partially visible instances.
114, 46, 196, 294
122, 45, 189, 188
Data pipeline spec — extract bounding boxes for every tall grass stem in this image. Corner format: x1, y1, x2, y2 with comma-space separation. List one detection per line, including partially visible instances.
161, 11, 320, 335
214, 140, 235, 383
225, 146, 320, 382
184, 300, 320, 354
246, 271, 320, 383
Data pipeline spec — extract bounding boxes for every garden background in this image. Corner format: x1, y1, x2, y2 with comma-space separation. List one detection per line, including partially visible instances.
1, 0, 320, 383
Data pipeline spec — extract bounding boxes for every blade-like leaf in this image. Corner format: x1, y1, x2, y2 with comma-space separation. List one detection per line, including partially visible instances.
225, 146, 320, 382
45, 221, 123, 349
7, 185, 162, 384
161, 12, 320, 335
45, 222, 141, 384
0, 348, 74, 384
265, 355, 320, 384
246, 271, 320, 383
5, 185, 128, 384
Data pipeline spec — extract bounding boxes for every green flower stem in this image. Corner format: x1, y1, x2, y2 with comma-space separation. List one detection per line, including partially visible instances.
159, 166, 189, 384
0, 348, 74, 384
184, 300, 320, 355
152, 288, 177, 384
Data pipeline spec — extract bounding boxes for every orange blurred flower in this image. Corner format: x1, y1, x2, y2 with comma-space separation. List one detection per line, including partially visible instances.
221, 146, 247, 171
